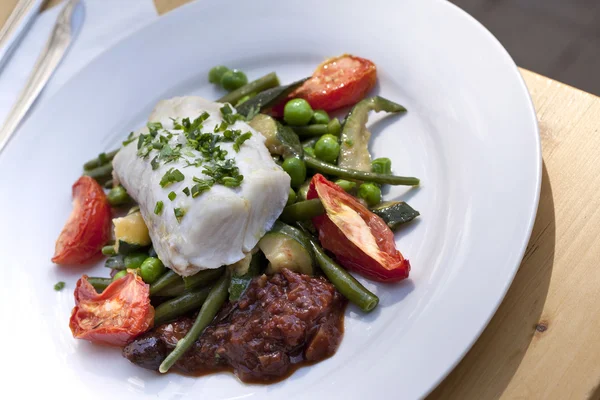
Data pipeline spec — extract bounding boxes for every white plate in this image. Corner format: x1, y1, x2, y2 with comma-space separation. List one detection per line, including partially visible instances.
0, 0, 540, 399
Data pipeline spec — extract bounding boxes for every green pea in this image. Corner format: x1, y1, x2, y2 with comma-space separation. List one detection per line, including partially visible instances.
113, 270, 128, 281
140, 257, 166, 284
208, 66, 231, 84
303, 146, 315, 157
371, 157, 392, 175
107, 186, 130, 207
124, 253, 148, 270
282, 157, 307, 187
327, 118, 342, 136
314, 134, 340, 163
357, 183, 382, 207
284, 99, 314, 126
287, 188, 297, 206
220, 69, 248, 91
335, 179, 357, 192
312, 110, 330, 125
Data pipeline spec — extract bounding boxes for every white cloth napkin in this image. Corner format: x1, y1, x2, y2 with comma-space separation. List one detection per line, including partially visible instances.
0, 0, 158, 126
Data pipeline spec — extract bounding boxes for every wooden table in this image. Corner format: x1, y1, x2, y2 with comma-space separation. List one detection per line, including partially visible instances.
2, 1, 600, 398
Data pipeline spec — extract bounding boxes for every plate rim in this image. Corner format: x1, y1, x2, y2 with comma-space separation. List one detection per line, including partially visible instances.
0, 0, 542, 398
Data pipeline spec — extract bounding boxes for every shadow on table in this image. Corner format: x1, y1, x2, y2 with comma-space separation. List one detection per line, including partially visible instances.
427, 160, 556, 399
590, 382, 600, 400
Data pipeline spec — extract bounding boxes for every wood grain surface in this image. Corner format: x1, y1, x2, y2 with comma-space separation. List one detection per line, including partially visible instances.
1, 1, 600, 399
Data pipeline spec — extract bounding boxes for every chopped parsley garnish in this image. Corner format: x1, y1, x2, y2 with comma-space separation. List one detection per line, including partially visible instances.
160, 168, 185, 188
245, 105, 260, 121
54, 281, 65, 291
233, 132, 252, 152
220, 104, 245, 125
174, 207, 185, 222
132, 109, 254, 223
122, 131, 136, 146
147, 121, 163, 136
151, 155, 160, 170
191, 178, 213, 197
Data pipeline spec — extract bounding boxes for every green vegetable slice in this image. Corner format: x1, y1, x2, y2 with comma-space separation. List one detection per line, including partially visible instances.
338, 96, 406, 171
371, 201, 420, 230
236, 78, 308, 118
228, 253, 264, 301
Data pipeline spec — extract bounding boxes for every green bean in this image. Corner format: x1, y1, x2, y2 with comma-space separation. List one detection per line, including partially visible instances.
304, 155, 419, 186
302, 137, 319, 148
303, 146, 315, 158
280, 199, 325, 223
290, 124, 329, 137
105, 254, 125, 270
83, 163, 113, 184
159, 273, 230, 373
102, 245, 116, 256
87, 277, 112, 292
103, 179, 114, 189
183, 266, 225, 290
83, 149, 119, 171
107, 186, 131, 206
124, 253, 148, 270
297, 225, 379, 312
218, 72, 279, 105
149, 270, 181, 296
154, 287, 211, 326
153, 281, 187, 297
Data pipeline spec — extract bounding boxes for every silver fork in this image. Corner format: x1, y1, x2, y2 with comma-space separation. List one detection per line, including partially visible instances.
0, 0, 80, 154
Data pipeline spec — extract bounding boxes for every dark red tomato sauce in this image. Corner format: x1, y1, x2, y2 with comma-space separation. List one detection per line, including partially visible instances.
123, 269, 347, 383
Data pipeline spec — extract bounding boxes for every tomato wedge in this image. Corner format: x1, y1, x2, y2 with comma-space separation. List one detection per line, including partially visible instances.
52, 176, 112, 265
308, 174, 410, 282
277, 54, 377, 114
70, 271, 154, 346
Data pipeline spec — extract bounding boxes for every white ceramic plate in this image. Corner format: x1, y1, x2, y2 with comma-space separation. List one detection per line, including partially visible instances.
0, 0, 540, 399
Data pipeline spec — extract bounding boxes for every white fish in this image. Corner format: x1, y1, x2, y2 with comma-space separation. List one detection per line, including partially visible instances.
113, 96, 290, 276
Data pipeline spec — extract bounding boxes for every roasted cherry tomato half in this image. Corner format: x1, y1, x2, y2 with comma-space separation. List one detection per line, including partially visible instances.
308, 174, 410, 282
275, 55, 377, 115
69, 271, 154, 346
52, 176, 112, 265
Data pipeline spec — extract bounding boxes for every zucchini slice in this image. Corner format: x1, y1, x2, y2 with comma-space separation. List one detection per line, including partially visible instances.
259, 221, 314, 276
113, 211, 151, 254
371, 201, 420, 230
248, 114, 302, 157
228, 252, 264, 301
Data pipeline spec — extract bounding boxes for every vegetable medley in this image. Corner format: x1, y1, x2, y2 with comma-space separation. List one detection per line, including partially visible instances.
52, 54, 420, 380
